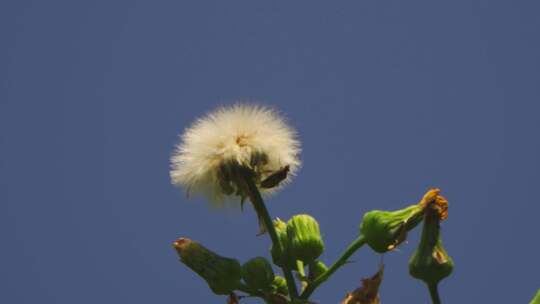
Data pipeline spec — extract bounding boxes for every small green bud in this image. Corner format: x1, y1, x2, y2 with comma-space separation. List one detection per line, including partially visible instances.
308, 260, 328, 281
270, 218, 295, 268
408, 207, 454, 286
271, 275, 289, 295
241, 257, 275, 291
173, 238, 241, 295
360, 204, 424, 253
287, 214, 325, 264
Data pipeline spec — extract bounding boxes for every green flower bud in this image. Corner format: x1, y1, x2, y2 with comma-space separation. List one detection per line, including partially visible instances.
360, 204, 425, 253
270, 218, 295, 268
408, 207, 454, 286
271, 275, 289, 295
241, 257, 275, 291
287, 214, 324, 264
173, 238, 241, 295
308, 260, 328, 281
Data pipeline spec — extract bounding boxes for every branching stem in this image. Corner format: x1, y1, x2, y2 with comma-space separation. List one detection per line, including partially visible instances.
300, 235, 366, 299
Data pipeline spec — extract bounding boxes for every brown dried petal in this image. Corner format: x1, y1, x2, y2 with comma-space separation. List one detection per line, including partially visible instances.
227, 292, 239, 304
341, 264, 384, 304
418, 189, 449, 221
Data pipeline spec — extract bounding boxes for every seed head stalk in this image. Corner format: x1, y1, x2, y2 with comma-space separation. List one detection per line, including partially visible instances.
241, 171, 300, 300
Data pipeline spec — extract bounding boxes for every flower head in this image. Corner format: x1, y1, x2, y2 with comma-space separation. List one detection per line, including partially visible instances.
170, 104, 301, 205
173, 237, 242, 295
408, 197, 454, 288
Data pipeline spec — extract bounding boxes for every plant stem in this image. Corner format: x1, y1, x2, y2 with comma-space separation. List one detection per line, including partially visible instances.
242, 173, 300, 299
296, 260, 308, 291
300, 234, 366, 299
281, 266, 299, 300
428, 283, 441, 304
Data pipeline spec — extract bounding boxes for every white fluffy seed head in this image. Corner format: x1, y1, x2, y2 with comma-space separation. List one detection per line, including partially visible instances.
170, 104, 301, 205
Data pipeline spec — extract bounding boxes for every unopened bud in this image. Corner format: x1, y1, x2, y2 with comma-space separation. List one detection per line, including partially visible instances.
173, 238, 241, 295
270, 218, 295, 268
271, 275, 289, 295
360, 204, 424, 253
308, 260, 328, 281
408, 207, 454, 286
287, 214, 325, 264
241, 257, 275, 292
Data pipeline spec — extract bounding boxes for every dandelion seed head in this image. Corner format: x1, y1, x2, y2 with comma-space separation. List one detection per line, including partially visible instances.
170, 104, 301, 205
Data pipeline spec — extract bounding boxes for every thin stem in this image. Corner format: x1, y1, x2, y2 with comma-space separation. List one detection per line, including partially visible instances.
300, 234, 366, 299
242, 173, 300, 299
296, 260, 308, 291
428, 283, 441, 304
282, 266, 299, 300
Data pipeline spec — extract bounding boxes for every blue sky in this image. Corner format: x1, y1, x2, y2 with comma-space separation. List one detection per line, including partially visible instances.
2, 1, 539, 303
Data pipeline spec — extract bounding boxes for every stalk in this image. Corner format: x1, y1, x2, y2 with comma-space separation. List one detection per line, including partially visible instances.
300, 235, 366, 299
428, 283, 441, 304
296, 260, 308, 291
242, 173, 300, 299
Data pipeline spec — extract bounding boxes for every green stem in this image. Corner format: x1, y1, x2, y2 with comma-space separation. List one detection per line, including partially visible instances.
242, 173, 299, 299
296, 260, 308, 291
282, 266, 299, 300
300, 234, 366, 299
428, 283, 441, 304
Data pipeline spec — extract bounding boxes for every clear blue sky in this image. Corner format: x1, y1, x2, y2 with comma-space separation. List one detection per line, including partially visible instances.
2, 1, 539, 303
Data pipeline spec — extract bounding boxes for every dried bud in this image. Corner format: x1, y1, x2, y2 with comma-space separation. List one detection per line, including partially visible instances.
360, 204, 424, 253
287, 214, 325, 264
408, 206, 454, 287
308, 261, 328, 281
241, 257, 275, 292
270, 218, 295, 268
271, 275, 289, 295
173, 238, 241, 295
419, 189, 448, 220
